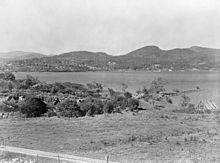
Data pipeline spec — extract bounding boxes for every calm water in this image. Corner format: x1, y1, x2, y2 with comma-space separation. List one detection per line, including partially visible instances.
15, 71, 220, 107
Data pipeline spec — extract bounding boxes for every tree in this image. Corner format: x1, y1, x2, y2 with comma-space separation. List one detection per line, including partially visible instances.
149, 77, 167, 93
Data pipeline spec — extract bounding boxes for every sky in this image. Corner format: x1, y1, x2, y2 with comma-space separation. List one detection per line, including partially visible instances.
0, 0, 219, 55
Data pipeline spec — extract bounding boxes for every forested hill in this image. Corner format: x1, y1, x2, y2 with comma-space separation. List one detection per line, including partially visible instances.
1, 46, 220, 72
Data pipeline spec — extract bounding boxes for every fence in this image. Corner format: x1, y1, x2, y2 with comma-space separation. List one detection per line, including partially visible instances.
0, 139, 119, 163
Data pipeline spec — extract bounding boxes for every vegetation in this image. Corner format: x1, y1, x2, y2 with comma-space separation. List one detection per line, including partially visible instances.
0, 72, 211, 119
180, 94, 191, 107
0, 72, 142, 118
57, 99, 83, 117
19, 98, 48, 118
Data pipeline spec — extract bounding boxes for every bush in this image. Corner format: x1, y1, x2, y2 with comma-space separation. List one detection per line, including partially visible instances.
180, 94, 191, 107
19, 98, 48, 118
45, 110, 57, 117
165, 96, 173, 104
103, 100, 114, 113
127, 98, 139, 111
79, 98, 104, 116
173, 88, 180, 93
57, 99, 82, 117
0, 80, 15, 91
4, 72, 15, 81
86, 82, 103, 93
24, 75, 40, 87
124, 92, 132, 99
0, 103, 18, 112
111, 96, 128, 110
50, 86, 58, 94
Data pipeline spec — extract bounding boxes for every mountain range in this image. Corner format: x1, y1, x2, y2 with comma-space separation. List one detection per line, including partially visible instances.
0, 46, 219, 72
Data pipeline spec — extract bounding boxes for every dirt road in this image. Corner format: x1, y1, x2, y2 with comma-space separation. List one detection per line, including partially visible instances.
0, 146, 119, 163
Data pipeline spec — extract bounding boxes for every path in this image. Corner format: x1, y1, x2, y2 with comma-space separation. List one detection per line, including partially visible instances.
0, 146, 119, 163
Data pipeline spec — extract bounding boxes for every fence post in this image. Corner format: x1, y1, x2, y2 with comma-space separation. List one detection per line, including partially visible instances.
36, 154, 38, 163
58, 154, 60, 163
105, 155, 109, 163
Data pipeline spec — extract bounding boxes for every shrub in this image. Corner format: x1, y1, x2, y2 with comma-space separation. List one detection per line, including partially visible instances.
57, 99, 82, 117
0, 102, 19, 112
79, 98, 104, 116
0, 73, 5, 80
165, 96, 173, 104
112, 96, 128, 110
24, 75, 40, 87
0, 80, 14, 91
19, 98, 48, 118
180, 94, 191, 107
45, 110, 57, 117
8, 81, 13, 91
50, 86, 58, 94
87, 82, 103, 93
127, 98, 139, 111
103, 100, 114, 113
142, 86, 149, 94
124, 92, 132, 99
4, 72, 15, 81
173, 88, 180, 93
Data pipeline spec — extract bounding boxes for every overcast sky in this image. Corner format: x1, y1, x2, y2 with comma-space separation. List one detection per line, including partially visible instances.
0, 0, 219, 55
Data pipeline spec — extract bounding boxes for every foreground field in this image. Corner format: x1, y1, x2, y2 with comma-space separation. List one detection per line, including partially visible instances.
1, 105, 220, 162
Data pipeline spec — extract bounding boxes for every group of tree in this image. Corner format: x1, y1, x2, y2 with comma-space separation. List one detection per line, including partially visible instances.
0, 72, 141, 118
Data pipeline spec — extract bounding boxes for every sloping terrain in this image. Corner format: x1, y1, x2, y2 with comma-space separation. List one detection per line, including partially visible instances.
0, 105, 220, 162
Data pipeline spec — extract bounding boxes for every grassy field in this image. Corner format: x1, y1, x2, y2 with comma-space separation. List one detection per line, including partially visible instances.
1, 104, 220, 162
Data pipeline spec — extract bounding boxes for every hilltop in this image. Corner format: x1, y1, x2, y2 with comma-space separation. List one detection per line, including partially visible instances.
0, 46, 219, 72
0, 51, 46, 59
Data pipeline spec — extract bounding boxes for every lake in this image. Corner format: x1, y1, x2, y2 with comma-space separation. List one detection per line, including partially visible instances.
14, 71, 220, 107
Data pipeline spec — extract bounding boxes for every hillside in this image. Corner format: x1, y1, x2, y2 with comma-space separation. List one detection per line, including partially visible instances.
53, 51, 113, 68
114, 46, 220, 70
0, 51, 46, 59
0, 46, 219, 72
